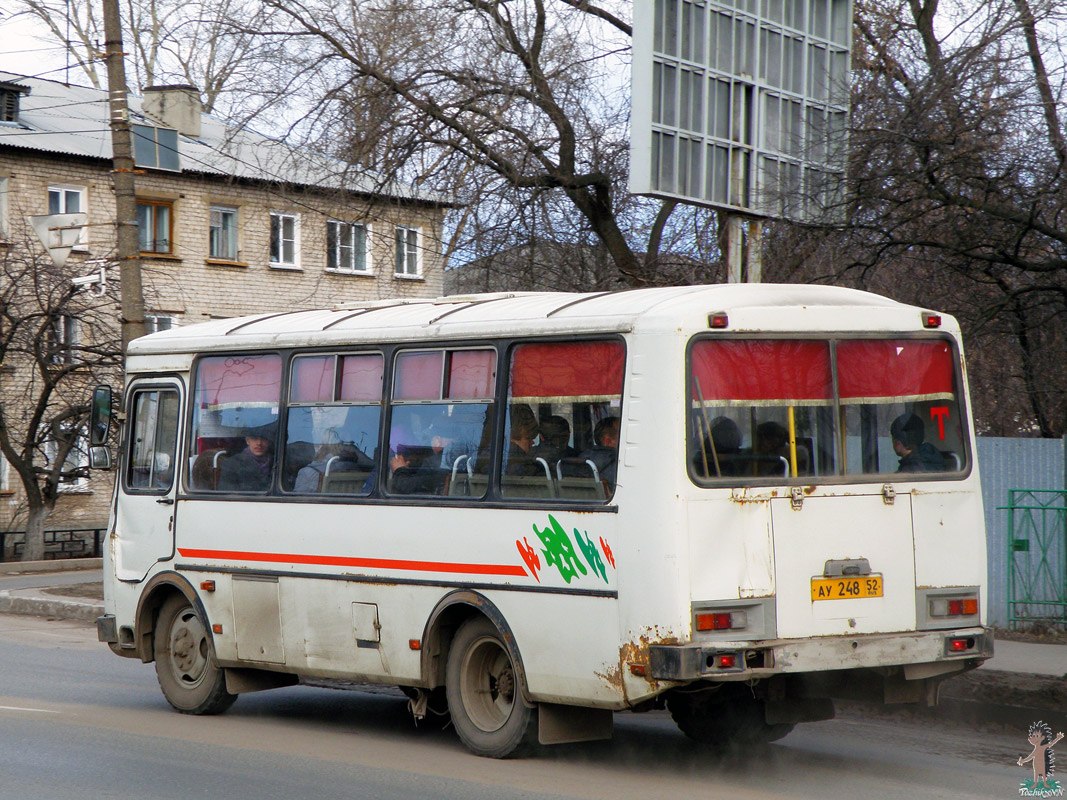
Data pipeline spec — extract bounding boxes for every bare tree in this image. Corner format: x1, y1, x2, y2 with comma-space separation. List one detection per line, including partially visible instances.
769, 0, 1067, 437
254, 0, 721, 287
10, 0, 284, 117
0, 225, 123, 560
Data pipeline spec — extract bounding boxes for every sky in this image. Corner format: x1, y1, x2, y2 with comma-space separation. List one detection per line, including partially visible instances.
0, 11, 84, 83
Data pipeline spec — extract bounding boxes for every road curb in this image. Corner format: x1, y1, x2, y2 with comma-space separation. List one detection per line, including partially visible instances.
0, 589, 103, 622
0, 558, 102, 575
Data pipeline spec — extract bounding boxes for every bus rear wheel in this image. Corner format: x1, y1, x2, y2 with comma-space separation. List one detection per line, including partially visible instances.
667, 684, 793, 748
445, 617, 537, 758
154, 594, 237, 715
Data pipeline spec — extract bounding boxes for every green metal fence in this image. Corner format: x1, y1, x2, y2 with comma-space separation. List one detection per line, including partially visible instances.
1006, 489, 1067, 630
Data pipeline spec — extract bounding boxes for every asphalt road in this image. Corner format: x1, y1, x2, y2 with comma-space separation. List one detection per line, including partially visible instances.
0, 614, 1033, 800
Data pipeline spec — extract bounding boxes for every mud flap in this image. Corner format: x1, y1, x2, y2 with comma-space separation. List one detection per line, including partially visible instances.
537, 703, 613, 745
224, 667, 299, 695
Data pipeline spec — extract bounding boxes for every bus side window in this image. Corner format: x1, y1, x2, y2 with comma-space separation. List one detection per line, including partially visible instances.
503, 340, 624, 501
387, 348, 496, 498
188, 354, 282, 493
283, 353, 382, 495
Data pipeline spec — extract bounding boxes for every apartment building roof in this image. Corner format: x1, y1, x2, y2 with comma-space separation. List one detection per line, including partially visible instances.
0, 72, 443, 204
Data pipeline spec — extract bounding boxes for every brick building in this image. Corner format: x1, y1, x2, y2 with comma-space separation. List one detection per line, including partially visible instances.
0, 72, 448, 551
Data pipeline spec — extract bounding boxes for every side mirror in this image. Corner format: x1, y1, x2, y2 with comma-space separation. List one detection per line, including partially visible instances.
90, 385, 113, 447
88, 445, 112, 470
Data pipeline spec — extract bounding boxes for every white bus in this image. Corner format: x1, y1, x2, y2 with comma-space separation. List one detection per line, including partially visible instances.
92, 284, 991, 757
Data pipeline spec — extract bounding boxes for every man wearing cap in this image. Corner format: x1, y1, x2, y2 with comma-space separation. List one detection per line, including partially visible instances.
890, 413, 946, 473
219, 426, 276, 491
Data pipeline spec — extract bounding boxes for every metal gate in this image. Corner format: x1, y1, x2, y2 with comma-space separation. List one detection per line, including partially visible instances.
1007, 489, 1067, 630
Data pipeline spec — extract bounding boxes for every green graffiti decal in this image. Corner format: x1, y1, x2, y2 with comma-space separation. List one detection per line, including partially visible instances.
574, 529, 608, 584
530, 514, 613, 584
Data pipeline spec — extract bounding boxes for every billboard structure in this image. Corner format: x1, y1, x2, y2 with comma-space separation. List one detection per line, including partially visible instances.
630, 0, 852, 224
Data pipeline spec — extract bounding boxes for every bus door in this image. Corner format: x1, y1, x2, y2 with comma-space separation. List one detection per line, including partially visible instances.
770, 492, 917, 638
115, 380, 183, 581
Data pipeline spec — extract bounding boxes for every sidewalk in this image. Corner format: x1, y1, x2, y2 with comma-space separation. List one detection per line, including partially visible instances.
0, 558, 103, 621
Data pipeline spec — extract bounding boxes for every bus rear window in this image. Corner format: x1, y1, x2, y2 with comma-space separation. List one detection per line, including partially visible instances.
688, 337, 967, 483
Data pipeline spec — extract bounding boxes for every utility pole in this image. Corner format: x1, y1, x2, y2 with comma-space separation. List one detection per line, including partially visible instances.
102, 0, 146, 351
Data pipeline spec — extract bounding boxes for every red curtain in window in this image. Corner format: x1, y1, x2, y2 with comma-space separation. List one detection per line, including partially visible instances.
290, 355, 334, 403
690, 340, 832, 406
198, 354, 282, 408
446, 350, 496, 400
837, 340, 955, 403
393, 351, 444, 400
339, 354, 384, 402
509, 341, 624, 403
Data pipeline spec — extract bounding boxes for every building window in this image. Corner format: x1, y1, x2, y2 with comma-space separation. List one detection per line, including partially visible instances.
395, 226, 420, 277
0, 454, 8, 492
47, 314, 79, 365
1, 89, 20, 123
269, 212, 299, 267
145, 314, 175, 334
48, 184, 88, 246
137, 200, 173, 254
327, 220, 368, 273
209, 205, 239, 261
45, 425, 88, 491
132, 124, 181, 171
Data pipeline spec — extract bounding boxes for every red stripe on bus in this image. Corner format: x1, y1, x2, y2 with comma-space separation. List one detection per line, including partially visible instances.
177, 548, 529, 577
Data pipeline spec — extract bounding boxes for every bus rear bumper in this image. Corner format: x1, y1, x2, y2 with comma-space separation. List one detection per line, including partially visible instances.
649, 627, 993, 683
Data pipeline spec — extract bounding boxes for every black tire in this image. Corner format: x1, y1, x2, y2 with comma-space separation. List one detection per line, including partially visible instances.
667, 684, 793, 748
445, 617, 537, 758
154, 594, 237, 715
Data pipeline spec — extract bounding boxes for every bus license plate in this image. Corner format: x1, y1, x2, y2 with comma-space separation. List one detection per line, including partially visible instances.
810, 575, 883, 601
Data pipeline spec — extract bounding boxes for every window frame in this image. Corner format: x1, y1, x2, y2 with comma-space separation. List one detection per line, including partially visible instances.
326, 219, 369, 274
123, 386, 181, 495
45, 424, 89, 492
685, 331, 972, 488
394, 225, 421, 277
270, 211, 300, 269
145, 314, 175, 335
131, 123, 181, 171
47, 184, 88, 247
0, 175, 9, 239
209, 204, 240, 262
136, 198, 174, 255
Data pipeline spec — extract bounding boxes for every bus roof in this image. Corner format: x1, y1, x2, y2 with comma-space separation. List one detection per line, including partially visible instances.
127, 284, 952, 357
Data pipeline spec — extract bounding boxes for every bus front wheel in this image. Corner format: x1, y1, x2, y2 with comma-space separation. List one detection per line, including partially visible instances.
445, 617, 537, 758
154, 594, 237, 715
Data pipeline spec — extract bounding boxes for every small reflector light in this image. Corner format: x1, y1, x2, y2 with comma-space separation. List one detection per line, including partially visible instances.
408, 639, 421, 651
695, 612, 735, 631
628, 663, 647, 676
200, 580, 215, 592
708, 312, 729, 329
931, 596, 978, 617
211, 624, 223, 634
922, 312, 942, 328
949, 638, 969, 652
717, 654, 737, 668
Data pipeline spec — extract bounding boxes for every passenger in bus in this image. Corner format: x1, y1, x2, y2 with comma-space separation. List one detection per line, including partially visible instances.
532, 415, 578, 467
293, 429, 361, 493
890, 413, 946, 473
694, 416, 741, 477
754, 421, 790, 476
218, 426, 276, 491
578, 415, 620, 485
505, 406, 542, 476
